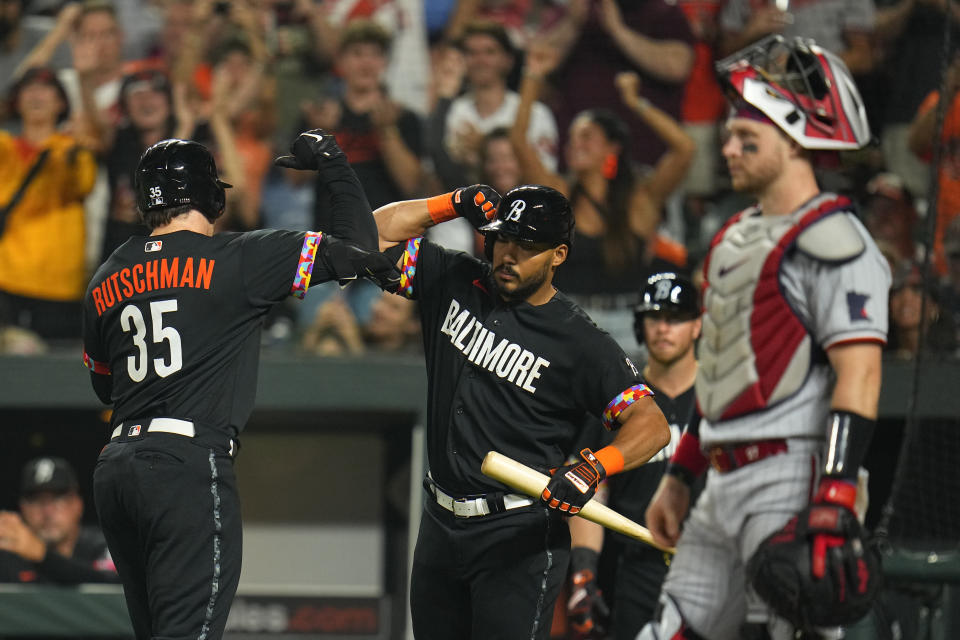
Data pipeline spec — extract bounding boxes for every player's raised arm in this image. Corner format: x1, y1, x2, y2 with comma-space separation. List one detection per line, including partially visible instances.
273, 129, 401, 291
374, 185, 501, 252
275, 128, 377, 250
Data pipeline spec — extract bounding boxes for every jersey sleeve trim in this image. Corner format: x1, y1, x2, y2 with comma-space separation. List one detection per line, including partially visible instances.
824, 335, 887, 350
82, 351, 111, 375
398, 237, 424, 299
291, 231, 324, 299
601, 384, 653, 430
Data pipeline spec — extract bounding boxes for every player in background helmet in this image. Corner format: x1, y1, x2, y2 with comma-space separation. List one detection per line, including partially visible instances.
633, 273, 701, 345
637, 37, 888, 640
83, 131, 399, 640
365, 182, 671, 640
567, 272, 702, 640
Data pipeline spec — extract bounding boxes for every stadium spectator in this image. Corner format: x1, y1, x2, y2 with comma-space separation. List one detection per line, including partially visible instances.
543, 0, 694, 167
861, 172, 922, 268
427, 20, 558, 190
0, 457, 117, 584
0, 67, 96, 340
146, 0, 215, 89
443, 0, 569, 51
1, 0, 72, 112
671, 0, 726, 249
510, 46, 695, 350
302, 20, 424, 215
301, 290, 420, 356
209, 34, 273, 230
872, 0, 955, 199
265, 0, 341, 147
18, 2, 129, 126
909, 52, 960, 274
99, 68, 207, 261
480, 127, 524, 199
887, 260, 958, 358
718, 0, 875, 76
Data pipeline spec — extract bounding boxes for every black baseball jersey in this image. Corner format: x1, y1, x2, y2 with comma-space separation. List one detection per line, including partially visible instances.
607, 381, 695, 526
82, 229, 328, 437
397, 237, 652, 495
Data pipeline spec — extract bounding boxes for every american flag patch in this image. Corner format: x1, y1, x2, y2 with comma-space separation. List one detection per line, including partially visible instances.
145, 241, 163, 253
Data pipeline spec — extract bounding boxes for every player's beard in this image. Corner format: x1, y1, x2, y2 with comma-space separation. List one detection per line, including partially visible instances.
648, 337, 694, 368
729, 151, 783, 195
494, 260, 552, 304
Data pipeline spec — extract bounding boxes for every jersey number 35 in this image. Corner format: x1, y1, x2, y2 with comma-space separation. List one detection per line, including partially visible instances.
119, 299, 183, 382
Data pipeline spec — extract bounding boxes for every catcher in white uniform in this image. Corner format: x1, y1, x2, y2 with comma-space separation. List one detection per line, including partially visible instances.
638, 36, 891, 640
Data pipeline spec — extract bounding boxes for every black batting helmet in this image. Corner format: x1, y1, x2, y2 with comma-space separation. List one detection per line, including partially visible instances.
135, 139, 232, 224
478, 185, 574, 260
633, 272, 700, 345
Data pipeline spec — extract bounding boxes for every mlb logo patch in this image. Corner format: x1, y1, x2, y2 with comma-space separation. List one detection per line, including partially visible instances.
145, 241, 163, 253
128, 424, 141, 436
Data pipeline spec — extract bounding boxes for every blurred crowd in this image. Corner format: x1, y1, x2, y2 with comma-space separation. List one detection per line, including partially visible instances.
1, 0, 960, 361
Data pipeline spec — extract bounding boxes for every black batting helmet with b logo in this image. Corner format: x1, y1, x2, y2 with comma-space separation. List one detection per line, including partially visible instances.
479, 185, 574, 259
633, 272, 700, 345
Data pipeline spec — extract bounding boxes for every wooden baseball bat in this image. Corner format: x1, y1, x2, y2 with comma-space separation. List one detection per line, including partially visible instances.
481, 451, 675, 554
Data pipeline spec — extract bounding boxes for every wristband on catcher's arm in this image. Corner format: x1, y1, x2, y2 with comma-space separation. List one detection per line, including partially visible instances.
665, 431, 709, 487
823, 410, 875, 480
426, 192, 458, 224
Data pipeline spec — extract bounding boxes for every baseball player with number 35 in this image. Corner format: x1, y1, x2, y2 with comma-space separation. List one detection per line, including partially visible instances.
82, 130, 399, 640
639, 36, 890, 640
370, 182, 671, 639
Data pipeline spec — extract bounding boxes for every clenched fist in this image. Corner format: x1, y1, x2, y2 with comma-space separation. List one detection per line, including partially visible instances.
275, 129, 345, 171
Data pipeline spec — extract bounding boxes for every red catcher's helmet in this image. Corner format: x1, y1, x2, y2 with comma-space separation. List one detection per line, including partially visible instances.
716, 35, 870, 151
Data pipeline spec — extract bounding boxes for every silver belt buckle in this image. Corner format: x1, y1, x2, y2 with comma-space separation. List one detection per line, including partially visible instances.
452, 497, 480, 518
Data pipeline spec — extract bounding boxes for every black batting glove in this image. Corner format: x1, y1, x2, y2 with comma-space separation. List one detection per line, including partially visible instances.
541, 448, 606, 515
567, 547, 610, 640
452, 184, 500, 230
275, 129, 345, 171
319, 235, 401, 292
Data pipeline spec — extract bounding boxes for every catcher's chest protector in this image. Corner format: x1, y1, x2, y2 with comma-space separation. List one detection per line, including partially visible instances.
696, 194, 852, 421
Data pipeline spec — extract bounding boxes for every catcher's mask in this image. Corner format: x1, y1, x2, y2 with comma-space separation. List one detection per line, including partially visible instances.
716, 35, 870, 151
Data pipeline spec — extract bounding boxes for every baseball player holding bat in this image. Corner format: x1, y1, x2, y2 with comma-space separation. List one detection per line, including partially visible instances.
567, 272, 703, 640
638, 36, 889, 639
369, 183, 671, 639
82, 131, 399, 640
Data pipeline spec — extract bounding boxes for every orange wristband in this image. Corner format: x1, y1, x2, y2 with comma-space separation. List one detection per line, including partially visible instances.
595, 445, 624, 476
426, 192, 458, 224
